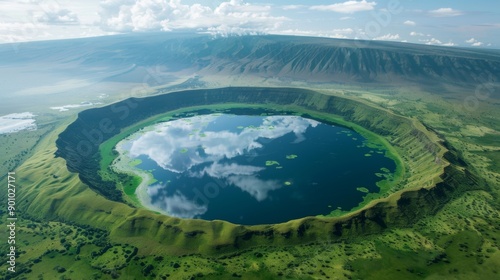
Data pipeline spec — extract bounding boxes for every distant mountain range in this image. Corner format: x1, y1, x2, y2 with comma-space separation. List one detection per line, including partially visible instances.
1, 33, 499, 87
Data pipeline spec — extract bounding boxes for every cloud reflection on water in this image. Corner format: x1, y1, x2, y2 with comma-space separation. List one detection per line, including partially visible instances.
129, 114, 319, 218
193, 162, 281, 201
147, 184, 208, 218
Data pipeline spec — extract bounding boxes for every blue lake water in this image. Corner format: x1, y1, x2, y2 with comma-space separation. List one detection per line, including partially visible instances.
120, 112, 395, 225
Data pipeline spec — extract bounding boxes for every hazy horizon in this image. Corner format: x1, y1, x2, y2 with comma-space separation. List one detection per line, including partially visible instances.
1, 0, 500, 49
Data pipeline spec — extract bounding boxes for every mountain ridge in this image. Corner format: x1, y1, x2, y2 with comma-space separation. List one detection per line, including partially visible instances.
1, 33, 499, 87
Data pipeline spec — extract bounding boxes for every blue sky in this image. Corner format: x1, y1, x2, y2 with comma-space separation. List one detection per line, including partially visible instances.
1, 0, 499, 48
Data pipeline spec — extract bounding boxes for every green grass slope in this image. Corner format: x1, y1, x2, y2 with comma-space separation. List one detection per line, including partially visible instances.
12, 88, 461, 255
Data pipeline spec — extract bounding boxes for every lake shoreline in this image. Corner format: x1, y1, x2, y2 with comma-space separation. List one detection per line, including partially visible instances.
113, 141, 170, 215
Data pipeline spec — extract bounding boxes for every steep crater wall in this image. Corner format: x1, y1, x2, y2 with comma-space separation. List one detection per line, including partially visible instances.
53, 87, 480, 254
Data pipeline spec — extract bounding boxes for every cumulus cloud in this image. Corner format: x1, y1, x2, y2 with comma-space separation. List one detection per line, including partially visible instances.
282, 5, 306, 10
466, 38, 484, 46
0, 22, 48, 43
36, 8, 79, 25
374, 33, 400, 40
310, 0, 376, 14
333, 28, 354, 34
421, 37, 456, 46
98, 0, 286, 35
0, 0, 109, 43
403, 20, 416, 26
428, 8, 463, 17
410, 31, 425, 36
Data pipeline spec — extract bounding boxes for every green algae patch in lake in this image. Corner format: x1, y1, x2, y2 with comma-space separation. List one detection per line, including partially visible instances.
265, 161, 280, 166
356, 187, 369, 193
115, 111, 397, 225
129, 159, 142, 167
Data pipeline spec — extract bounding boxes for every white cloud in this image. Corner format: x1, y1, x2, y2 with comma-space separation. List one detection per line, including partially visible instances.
282, 5, 306, 10
99, 0, 286, 34
0, 22, 49, 43
340, 16, 354, 20
403, 20, 416, 26
374, 33, 400, 40
428, 8, 463, 17
336, 27, 354, 33
410, 31, 424, 36
36, 8, 79, 25
428, 38, 440, 44
422, 37, 456, 46
466, 38, 484, 47
0, 0, 102, 43
310, 0, 376, 14
0, 112, 37, 134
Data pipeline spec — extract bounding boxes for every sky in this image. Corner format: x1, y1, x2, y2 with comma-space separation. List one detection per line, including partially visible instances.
1, 0, 499, 48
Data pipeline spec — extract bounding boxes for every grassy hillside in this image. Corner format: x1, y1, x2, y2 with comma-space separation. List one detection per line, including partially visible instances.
14, 88, 454, 253
0, 87, 497, 279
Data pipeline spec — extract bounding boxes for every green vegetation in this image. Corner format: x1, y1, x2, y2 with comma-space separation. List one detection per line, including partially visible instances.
3, 85, 498, 279
286, 154, 298, 159
129, 159, 142, 166
356, 187, 369, 193
265, 160, 280, 166
179, 148, 188, 153
56, 88, 437, 237
0, 115, 57, 179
